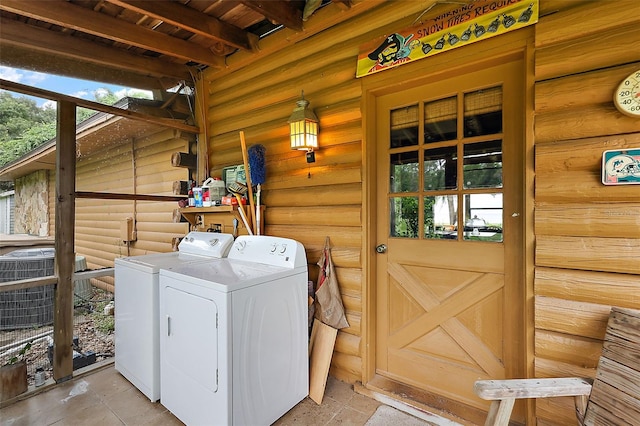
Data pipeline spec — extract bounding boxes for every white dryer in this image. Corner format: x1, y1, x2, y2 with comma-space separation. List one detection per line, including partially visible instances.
114, 232, 234, 402
158, 235, 309, 426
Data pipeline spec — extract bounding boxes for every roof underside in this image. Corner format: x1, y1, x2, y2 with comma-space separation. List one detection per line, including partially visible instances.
0, 0, 351, 90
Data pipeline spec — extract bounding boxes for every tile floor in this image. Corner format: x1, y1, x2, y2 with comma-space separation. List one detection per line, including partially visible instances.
1, 362, 440, 426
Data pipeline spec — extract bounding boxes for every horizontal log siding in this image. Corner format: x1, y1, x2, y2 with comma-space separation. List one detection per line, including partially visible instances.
534, 1, 640, 423
203, 1, 434, 383
74, 127, 189, 290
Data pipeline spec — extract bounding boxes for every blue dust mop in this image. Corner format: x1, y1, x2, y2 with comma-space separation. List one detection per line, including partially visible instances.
248, 144, 266, 235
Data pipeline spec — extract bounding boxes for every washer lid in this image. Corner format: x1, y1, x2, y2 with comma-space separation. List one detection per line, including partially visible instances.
115, 252, 211, 273
178, 232, 234, 257
160, 259, 307, 292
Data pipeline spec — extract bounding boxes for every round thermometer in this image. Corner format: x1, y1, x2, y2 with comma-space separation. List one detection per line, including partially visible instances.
614, 69, 640, 117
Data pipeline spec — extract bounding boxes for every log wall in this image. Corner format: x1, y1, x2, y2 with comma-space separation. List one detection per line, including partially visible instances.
203, 0, 434, 383
13, 0, 636, 422
533, 1, 640, 424
48, 126, 190, 290
202, 1, 640, 413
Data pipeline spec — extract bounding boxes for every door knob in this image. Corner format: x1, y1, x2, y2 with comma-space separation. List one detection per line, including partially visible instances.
375, 244, 387, 253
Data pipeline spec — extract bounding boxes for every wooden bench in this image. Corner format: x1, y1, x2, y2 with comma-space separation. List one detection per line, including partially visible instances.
474, 307, 640, 425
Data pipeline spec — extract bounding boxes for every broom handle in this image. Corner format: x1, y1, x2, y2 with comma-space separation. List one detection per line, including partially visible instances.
239, 131, 257, 233
256, 185, 261, 236
233, 194, 253, 236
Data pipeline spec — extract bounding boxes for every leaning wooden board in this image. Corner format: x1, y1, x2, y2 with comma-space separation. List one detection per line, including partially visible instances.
308, 319, 338, 404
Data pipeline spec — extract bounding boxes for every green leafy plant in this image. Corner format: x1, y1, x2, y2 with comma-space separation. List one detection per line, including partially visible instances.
91, 301, 115, 334
4, 342, 32, 366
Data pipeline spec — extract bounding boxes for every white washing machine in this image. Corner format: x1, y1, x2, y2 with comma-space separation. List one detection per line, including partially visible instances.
114, 232, 234, 402
158, 235, 309, 426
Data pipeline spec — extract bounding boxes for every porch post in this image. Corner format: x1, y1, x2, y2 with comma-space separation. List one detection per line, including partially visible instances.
53, 100, 76, 382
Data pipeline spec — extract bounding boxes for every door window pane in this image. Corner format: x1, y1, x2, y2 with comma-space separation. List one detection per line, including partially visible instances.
390, 197, 419, 238
463, 193, 503, 241
424, 195, 458, 240
390, 151, 419, 193
464, 87, 502, 137
390, 105, 419, 148
387, 87, 505, 243
424, 96, 457, 142
424, 146, 457, 191
463, 140, 502, 189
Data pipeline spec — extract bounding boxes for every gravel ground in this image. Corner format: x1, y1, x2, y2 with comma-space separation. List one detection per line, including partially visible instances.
1, 289, 115, 387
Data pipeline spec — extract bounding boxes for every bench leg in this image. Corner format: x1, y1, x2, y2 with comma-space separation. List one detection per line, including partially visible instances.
574, 395, 588, 425
485, 398, 515, 426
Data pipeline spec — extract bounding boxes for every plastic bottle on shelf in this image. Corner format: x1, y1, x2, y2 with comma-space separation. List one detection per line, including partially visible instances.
193, 187, 203, 207
188, 184, 195, 207
202, 178, 213, 207
210, 177, 226, 204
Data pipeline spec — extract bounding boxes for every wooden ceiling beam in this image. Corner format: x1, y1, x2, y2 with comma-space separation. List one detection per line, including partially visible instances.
0, 0, 225, 69
0, 79, 200, 134
239, 1, 303, 31
0, 17, 193, 85
0, 44, 173, 91
332, 0, 352, 10
105, 0, 259, 52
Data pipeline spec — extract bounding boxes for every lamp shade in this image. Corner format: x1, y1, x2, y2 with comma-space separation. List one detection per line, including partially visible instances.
288, 93, 319, 151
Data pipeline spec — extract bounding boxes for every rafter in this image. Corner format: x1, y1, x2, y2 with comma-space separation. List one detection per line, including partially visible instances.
332, 0, 352, 10
0, 0, 224, 69
239, 1, 303, 31
0, 44, 172, 91
0, 17, 192, 85
0, 79, 200, 134
0, 0, 369, 90
105, 0, 259, 52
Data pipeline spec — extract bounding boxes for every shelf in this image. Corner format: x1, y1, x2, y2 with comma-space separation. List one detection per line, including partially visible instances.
178, 205, 263, 236
178, 205, 237, 214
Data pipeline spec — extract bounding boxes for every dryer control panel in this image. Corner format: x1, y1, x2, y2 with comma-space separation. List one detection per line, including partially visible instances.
228, 236, 306, 269
178, 231, 234, 257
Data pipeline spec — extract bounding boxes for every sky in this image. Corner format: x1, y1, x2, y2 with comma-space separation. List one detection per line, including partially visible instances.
0, 65, 153, 109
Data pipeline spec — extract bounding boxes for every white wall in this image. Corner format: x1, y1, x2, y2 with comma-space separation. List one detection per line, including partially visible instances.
0, 190, 15, 234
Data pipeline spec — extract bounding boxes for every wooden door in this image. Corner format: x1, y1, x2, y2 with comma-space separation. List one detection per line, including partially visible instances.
375, 59, 525, 413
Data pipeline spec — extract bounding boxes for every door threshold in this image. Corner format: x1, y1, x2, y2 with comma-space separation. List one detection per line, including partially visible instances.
355, 375, 482, 426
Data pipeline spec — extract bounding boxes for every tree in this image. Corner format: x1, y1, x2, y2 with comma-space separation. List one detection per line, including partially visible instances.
0, 92, 52, 141
0, 86, 153, 193
0, 93, 57, 170
0, 88, 151, 170
76, 88, 122, 122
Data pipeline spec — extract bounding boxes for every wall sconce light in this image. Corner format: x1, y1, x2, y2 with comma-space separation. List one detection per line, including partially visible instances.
288, 91, 318, 163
